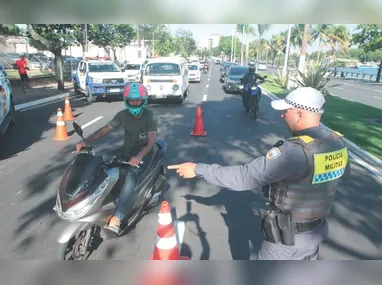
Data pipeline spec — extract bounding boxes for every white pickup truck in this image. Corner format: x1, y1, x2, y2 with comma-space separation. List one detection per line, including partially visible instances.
0, 64, 15, 148
72, 57, 129, 103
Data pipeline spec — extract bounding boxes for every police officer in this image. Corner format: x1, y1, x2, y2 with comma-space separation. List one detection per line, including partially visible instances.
168, 87, 350, 260
240, 62, 267, 111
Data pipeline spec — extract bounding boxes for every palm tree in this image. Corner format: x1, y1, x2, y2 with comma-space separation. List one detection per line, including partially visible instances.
236, 24, 256, 65
257, 25, 271, 60
326, 25, 350, 56
310, 24, 333, 62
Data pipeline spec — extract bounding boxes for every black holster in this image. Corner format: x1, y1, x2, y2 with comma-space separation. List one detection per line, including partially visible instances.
260, 210, 295, 246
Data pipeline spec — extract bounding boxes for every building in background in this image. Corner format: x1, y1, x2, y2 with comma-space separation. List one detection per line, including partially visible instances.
200, 34, 222, 49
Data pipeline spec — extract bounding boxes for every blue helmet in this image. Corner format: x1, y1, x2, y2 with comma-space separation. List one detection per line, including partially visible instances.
123, 83, 148, 117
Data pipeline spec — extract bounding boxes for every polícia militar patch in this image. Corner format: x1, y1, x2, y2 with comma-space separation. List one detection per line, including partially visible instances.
266, 147, 281, 159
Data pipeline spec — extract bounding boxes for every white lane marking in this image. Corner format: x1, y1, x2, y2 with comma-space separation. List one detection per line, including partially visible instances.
206, 84, 209, 88
374, 89, 382, 93
81, 116, 103, 129
373, 96, 382, 100
202, 94, 207, 101
333, 86, 345, 90
349, 151, 382, 182
174, 220, 185, 252
19, 96, 80, 112
208, 78, 210, 81
15, 92, 74, 111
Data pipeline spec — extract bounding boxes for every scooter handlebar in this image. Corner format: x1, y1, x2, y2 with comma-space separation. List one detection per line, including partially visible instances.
117, 160, 144, 168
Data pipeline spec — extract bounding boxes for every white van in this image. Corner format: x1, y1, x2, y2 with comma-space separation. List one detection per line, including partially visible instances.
142, 57, 189, 104
122, 62, 143, 83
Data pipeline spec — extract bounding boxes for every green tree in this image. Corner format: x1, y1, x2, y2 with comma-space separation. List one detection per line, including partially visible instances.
310, 24, 333, 61
152, 29, 176, 57
27, 24, 75, 90
351, 24, 382, 82
0, 24, 21, 36
87, 24, 136, 62
326, 25, 350, 56
174, 29, 197, 57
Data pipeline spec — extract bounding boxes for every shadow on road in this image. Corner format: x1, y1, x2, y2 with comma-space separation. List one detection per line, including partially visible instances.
181, 189, 264, 260
0, 95, 90, 161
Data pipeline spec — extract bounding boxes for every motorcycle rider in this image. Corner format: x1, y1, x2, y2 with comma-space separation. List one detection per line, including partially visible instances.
76, 83, 158, 234
240, 61, 267, 111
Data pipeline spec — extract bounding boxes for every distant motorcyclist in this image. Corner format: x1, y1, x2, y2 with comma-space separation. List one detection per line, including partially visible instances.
76, 83, 158, 234
240, 62, 267, 111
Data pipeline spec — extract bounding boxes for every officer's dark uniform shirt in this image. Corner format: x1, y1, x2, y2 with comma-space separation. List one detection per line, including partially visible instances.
194, 125, 350, 192
241, 72, 263, 85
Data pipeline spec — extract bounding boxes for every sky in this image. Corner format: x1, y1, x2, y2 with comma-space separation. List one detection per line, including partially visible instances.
169, 24, 358, 53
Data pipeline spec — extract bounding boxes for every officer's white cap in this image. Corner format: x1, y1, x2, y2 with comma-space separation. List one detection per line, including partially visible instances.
271, 87, 325, 114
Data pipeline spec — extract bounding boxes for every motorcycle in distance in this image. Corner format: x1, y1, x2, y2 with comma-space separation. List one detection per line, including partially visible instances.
239, 76, 267, 120
53, 122, 168, 260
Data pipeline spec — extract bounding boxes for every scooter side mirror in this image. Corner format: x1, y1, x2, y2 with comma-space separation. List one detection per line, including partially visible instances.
73, 122, 84, 140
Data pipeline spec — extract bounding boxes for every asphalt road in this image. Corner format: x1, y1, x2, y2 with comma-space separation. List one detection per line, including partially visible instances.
266, 66, 382, 109
1, 64, 382, 260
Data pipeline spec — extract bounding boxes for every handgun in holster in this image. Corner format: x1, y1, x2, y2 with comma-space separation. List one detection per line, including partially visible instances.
277, 212, 295, 246
260, 210, 295, 246
260, 210, 281, 244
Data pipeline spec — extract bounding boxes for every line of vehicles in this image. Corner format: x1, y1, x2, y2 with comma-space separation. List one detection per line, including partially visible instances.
217, 60, 268, 120
72, 56, 210, 105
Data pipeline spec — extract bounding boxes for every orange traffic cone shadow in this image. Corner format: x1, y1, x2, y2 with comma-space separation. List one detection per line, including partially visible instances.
63, 97, 75, 121
191, 105, 207, 136
150, 201, 190, 260
53, 108, 70, 141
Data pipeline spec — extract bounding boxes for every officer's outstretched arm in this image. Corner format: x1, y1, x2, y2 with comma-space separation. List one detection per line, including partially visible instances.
194, 141, 308, 192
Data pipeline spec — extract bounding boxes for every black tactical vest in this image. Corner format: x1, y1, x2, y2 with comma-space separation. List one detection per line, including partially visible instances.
269, 131, 349, 220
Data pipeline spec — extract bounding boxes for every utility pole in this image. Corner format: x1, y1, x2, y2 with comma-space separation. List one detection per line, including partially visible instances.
230, 29, 234, 62
136, 24, 140, 47
233, 28, 237, 62
240, 25, 245, 65
81, 24, 88, 56
282, 24, 292, 76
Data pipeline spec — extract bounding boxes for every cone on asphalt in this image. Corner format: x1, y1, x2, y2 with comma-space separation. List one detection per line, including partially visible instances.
63, 97, 75, 121
191, 105, 207, 136
150, 201, 190, 260
53, 108, 70, 141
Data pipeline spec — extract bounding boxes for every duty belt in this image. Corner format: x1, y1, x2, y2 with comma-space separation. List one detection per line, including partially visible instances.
293, 219, 324, 233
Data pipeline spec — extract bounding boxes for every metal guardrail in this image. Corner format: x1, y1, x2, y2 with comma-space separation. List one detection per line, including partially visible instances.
328, 67, 382, 81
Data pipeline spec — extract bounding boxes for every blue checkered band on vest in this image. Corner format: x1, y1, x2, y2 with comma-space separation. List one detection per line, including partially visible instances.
314, 168, 345, 183
285, 98, 322, 113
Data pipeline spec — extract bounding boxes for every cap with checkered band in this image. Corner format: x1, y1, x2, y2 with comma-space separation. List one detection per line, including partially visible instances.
271, 87, 325, 114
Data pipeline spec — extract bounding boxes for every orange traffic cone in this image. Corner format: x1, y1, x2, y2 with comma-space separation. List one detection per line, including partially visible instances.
150, 201, 190, 260
63, 97, 75, 121
191, 105, 207, 136
53, 108, 70, 141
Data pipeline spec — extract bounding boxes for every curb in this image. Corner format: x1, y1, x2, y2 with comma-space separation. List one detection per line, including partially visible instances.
260, 86, 382, 169
15, 92, 73, 111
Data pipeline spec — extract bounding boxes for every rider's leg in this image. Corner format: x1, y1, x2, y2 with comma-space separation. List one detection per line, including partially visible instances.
106, 167, 139, 233
106, 153, 150, 233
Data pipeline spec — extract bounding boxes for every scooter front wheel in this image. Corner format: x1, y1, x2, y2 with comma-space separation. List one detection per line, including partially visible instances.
56, 228, 96, 260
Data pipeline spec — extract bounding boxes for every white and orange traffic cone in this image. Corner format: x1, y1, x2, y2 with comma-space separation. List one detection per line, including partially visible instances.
53, 108, 70, 141
150, 201, 190, 260
63, 97, 75, 121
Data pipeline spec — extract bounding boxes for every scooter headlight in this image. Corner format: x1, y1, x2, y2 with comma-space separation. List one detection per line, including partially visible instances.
55, 177, 109, 221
